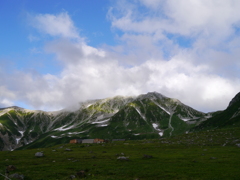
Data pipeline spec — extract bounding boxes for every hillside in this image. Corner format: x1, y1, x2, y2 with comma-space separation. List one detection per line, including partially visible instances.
0, 92, 210, 151
191, 92, 240, 131
0, 127, 240, 180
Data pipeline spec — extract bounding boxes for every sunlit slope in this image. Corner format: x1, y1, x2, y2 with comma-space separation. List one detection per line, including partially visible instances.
1, 92, 209, 150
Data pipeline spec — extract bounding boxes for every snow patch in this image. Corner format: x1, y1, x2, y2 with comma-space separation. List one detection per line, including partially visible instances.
54, 125, 75, 131
15, 130, 25, 144
96, 115, 104, 121
68, 131, 86, 135
134, 107, 146, 121
168, 114, 174, 136
134, 133, 140, 136
19, 130, 25, 137
152, 123, 164, 137
152, 101, 170, 115
152, 123, 159, 130
96, 124, 108, 127
16, 138, 21, 144
86, 103, 93, 108
51, 135, 60, 139
180, 117, 191, 121
91, 119, 110, 124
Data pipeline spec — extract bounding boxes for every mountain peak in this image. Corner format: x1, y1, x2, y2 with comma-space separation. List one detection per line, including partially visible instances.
228, 92, 240, 108
137, 91, 167, 100
147, 91, 165, 97
0, 106, 23, 111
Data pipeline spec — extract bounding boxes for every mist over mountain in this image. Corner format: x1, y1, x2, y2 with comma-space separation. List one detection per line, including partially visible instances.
0, 91, 239, 151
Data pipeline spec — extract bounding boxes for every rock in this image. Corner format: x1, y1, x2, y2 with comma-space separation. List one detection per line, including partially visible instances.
236, 143, 240, 147
102, 151, 107, 153
210, 157, 217, 159
143, 154, 153, 159
76, 170, 86, 178
9, 173, 24, 180
70, 175, 76, 179
117, 156, 129, 161
65, 148, 72, 151
6, 165, 16, 171
35, 152, 44, 157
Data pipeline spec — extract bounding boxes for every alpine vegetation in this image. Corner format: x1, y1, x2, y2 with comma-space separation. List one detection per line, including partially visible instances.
0, 91, 239, 151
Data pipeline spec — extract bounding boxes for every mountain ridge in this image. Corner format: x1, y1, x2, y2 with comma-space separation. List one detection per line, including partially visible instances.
0, 91, 238, 151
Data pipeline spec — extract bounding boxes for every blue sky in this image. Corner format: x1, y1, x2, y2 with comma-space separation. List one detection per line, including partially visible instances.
1, 0, 240, 112
0, 0, 113, 74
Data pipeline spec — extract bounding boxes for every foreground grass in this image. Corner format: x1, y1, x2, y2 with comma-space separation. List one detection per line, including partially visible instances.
1, 128, 240, 180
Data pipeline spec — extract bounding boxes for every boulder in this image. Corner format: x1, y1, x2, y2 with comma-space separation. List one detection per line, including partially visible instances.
70, 175, 76, 179
6, 165, 16, 171
210, 157, 217, 160
117, 156, 129, 161
143, 154, 153, 159
9, 173, 24, 180
76, 170, 86, 178
35, 152, 44, 157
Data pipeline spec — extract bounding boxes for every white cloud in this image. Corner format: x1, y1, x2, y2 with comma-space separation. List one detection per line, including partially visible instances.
4, 48, 236, 112
110, 0, 240, 37
1, 2, 240, 113
31, 12, 81, 39
0, 86, 16, 107
1, 41, 239, 111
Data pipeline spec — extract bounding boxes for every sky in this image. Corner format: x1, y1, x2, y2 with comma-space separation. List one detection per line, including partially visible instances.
1, 0, 240, 112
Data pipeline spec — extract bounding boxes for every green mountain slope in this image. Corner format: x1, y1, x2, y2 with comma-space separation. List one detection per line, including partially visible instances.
191, 92, 240, 131
1, 92, 210, 150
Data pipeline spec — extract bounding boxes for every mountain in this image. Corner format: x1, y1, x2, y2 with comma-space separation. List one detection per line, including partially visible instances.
0, 92, 211, 151
191, 92, 240, 131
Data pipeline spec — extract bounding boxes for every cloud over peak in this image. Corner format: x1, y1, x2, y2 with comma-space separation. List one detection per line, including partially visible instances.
1, 1, 240, 113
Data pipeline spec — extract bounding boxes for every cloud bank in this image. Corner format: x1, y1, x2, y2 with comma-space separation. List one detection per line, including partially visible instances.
1, 1, 240, 112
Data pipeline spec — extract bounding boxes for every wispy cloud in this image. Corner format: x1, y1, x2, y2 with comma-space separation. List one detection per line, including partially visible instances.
28, 34, 39, 42
30, 12, 81, 40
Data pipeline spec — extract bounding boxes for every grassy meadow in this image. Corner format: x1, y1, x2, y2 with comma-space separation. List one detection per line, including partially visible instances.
0, 127, 240, 180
